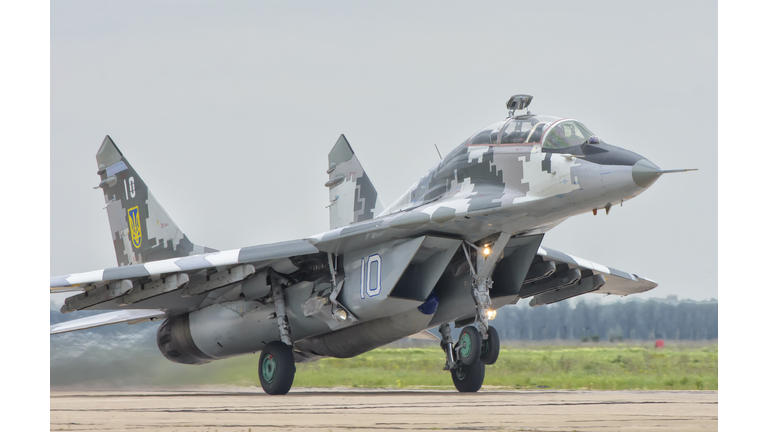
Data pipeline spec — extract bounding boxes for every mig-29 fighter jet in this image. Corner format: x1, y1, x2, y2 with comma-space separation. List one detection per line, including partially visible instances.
50, 95, 695, 394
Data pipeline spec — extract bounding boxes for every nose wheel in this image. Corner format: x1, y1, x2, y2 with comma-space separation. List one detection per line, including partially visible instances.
480, 326, 500, 365
456, 326, 481, 365
440, 323, 501, 392
258, 341, 296, 395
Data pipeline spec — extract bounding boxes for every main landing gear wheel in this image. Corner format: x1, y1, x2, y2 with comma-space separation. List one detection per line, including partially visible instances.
480, 326, 500, 365
451, 359, 485, 392
258, 341, 296, 395
457, 326, 481, 366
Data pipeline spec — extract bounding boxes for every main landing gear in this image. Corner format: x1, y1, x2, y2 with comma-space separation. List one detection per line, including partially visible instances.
258, 274, 297, 395
258, 341, 296, 395
440, 323, 501, 392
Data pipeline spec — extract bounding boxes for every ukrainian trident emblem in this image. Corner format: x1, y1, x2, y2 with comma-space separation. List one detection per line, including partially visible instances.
127, 206, 142, 249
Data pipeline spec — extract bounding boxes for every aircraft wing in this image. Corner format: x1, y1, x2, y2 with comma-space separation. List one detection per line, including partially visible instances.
50, 309, 166, 335
50, 239, 320, 317
51, 239, 318, 290
518, 246, 657, 307
537, 246, 657, 295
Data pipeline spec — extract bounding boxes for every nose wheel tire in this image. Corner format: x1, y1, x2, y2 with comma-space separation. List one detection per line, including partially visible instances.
258, 341, 296, 395
451, 359, 485, 392
457, 326, 482, 365
480, 326, 500, 365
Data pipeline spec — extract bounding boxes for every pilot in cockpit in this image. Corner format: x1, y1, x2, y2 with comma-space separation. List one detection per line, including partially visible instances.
549, 122, 586, 148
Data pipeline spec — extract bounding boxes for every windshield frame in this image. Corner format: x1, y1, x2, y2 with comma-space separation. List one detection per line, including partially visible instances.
541, 119, 595, 150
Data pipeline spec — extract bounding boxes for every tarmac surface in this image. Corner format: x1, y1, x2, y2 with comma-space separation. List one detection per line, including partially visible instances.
50, 388, 718, 431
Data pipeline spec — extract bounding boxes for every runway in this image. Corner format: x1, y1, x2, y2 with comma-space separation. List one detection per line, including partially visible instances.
50, 388, 717, 431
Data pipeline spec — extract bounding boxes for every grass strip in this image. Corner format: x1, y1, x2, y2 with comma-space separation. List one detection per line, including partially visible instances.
214, 344, 717, 390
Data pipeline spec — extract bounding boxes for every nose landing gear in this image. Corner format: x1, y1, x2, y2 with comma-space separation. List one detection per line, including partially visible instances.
440, 322, 501, 392
456, 326, 481, 365
442, 233, 511, 392
479, 326, 500, 365
451, 358, 486, 392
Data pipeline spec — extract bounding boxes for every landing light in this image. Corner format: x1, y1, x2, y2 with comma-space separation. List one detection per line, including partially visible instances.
487, 309, 497, 320
333, 308, 347, 323
483, 245, 491, 256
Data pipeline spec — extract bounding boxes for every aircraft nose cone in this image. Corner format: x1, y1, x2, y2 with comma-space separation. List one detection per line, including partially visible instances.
632, 159, 661, 189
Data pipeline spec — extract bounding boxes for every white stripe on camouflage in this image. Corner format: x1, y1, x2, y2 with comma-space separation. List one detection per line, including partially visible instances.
50, 248, 245, 288
142, 258, 186, 275
206, 249, 241, 266
66, 270, 106, 286
538, 246, 626, 279
50, 239, 319, 289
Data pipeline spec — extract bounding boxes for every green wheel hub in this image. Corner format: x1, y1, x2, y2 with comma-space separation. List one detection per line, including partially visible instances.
459, 333, 472, 358
262, 353, 276, 383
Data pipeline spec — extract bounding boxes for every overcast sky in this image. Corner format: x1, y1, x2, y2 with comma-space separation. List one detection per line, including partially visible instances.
50, 0, 717, 302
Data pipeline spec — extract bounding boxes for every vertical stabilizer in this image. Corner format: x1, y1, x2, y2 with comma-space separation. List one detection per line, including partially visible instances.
326, 135, 385, 230
95, 136, 215, 266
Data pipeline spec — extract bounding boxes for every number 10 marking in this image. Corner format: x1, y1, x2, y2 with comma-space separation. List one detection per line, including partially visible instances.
360, 254, 382, 299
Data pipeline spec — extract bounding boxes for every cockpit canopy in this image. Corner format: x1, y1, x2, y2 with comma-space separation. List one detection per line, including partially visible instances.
543, 120, 596, 149
465, 115, 597, 149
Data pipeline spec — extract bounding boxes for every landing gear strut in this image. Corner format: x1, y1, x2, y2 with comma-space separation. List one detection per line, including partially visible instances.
462, 232, 510, 341
439, 323, 457, 371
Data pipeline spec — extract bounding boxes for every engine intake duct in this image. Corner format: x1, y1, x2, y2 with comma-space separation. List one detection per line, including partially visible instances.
157, 314, 214, 365
529, 274, 606, 307
294, 308, 433, 359
488, 234, 545, 298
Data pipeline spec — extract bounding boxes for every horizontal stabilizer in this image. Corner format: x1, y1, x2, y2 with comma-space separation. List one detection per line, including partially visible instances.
50, 309, 166, 335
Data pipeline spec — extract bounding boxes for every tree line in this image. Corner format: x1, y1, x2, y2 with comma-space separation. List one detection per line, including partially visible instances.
51, 296, 718, 342
492, 296, 717, 341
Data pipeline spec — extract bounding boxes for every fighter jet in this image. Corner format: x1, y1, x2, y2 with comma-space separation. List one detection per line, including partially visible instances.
50, 95, 695, 394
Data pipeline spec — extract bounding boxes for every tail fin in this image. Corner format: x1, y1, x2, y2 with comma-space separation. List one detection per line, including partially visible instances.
95, 135, 215, 266
326, 134, 385, 230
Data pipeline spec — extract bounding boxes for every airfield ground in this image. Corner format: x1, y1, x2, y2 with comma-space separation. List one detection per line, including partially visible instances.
52, 344, 718, 390
51, 388, 717, 431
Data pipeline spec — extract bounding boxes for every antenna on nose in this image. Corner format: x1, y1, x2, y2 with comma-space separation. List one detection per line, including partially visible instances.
507, 94, 533, 117
656, 169, 699, 174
